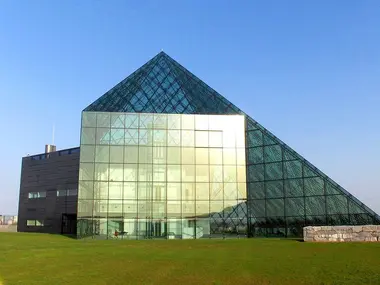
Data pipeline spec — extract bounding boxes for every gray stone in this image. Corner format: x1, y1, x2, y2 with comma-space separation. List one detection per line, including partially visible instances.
303, 225, 380, 242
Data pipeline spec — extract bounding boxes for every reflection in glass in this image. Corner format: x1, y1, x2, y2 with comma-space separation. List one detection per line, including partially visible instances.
78, 112, 247, 239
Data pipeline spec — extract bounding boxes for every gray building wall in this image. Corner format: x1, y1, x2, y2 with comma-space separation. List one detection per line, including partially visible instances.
18, 147, 80, 234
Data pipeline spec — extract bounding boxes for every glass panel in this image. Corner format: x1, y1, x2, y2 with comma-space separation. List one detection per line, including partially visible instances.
223, 166, 237, 182
209, 148, 223, 165
167, 115, 181, 129
110, 146, 124, 163
167, 147, 181, 164
153, 145, 166, 164
125, 114, 139, 128
82, 112, 96, 127
181, 115, 194, 130
153, 130, 167, 145
110, 129, 124, 145
109, 182, 123, 199
125, 129, 139, 145
123, 182, 137, 199
138, 164, 152, 182
80, 145, 95, 163
124, 146, 138, 163
109, 164, 123, 182
153, 165, 166, 182
285, 179, 303, 197
327, 195, 348, 214
79, 163, 94, 181
182, 183, 195, 200
236, 149, 246, 165
182, 147, 195, 164
111, 113, 125, 128
81, 128, 96, 145
167, 183, 181, 200
196, 148, 209, 164
223, 128, 235, 148
78, 181, 93, 199
209, 131, 222, 147
305, 196, 326, 216
124, 164, 137, 181
123, 201, 137, 218
153, 114, 167, 129
167, 165, 181, 182
196, 165, 209, 182
139, 114, 153, 129
237, 166, 246, 182
223, 149, 236, 165
224, 183, 237, 200
153, 182, 166, 201
195, 115, 208, 130
182, 165, 195, 182
210, 183, 223, 200
208, 115, 224, 130
266, 181, 284, 199
95, 146, 109, 163
195, 131, 209, 147
196, 201, 209, 216
304, 177, 324, 196
94, 182, 108, 199
96, 113, 110, 128
139, 146, 152, 163
167, 130, 181, 146
138, 129, 152, 146
96, 128, 110, 145
94, 163, 109, 181
181, 130, 194, 147
210, 165, 223, 182
196, 183, 209, 200
266, 199, 284, 217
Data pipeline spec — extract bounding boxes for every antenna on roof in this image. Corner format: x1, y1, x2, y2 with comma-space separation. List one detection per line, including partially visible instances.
52, 123, 55, 145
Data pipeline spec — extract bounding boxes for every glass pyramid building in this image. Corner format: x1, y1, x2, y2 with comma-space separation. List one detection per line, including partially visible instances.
78, 51, 380, 239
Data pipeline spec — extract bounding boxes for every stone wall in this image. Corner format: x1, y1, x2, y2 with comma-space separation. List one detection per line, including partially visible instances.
303, 225, 380, 242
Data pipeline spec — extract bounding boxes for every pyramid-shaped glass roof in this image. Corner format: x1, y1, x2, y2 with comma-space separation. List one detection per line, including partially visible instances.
84, 51, 242, 115
84, 51, 380, 234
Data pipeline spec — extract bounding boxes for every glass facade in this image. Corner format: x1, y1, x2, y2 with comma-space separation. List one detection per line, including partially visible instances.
78, 51, 379, 238
78, 112, 247, 239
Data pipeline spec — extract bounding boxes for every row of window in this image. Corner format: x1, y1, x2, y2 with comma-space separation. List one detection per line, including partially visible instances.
81, 128, 244, 148
57, 189, 78, 197
82, 112, 245, 132
28, 189, 78, 199
80, 145, 246, 165
27, 220, 44, 226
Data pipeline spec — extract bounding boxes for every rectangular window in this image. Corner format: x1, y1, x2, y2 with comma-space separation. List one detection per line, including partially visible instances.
28, 191, 46, 199
57, 189, 78, 197
27, 220, 44, 226
67, 189, 78, 196
57, 190, 67, 197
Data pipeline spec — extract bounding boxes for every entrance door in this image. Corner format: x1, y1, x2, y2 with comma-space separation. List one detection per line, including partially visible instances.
61, 214, 77, 235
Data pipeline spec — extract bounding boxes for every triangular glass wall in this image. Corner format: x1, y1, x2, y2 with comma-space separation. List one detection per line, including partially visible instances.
84, 52, 380, 237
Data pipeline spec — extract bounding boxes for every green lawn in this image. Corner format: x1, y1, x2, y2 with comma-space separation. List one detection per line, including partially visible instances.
0, 233, 379, 285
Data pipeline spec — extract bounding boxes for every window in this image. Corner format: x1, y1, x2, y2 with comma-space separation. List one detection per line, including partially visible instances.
57, 189, 78, 197
68, 189, 78, 196
57, 190, 67, 197
28, 191, 46, 199
27, 220, 44, 226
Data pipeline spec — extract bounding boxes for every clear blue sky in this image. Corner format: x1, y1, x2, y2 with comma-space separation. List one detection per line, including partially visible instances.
0, 0, 379, 215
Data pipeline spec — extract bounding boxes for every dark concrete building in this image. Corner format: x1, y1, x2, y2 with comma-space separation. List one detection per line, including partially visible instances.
18, 147, 80, 234
18, 52, 380, 238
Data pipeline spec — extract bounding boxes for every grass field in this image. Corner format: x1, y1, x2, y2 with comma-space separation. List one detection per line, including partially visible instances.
0, 233, 379, 285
